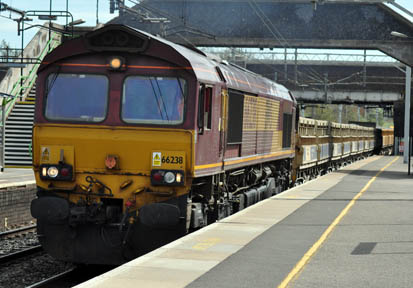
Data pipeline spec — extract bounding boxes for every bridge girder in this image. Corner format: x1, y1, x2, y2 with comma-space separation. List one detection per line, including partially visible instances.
110, 0, 413, 66
244, 61, 405, 104
292, 90, 401, 104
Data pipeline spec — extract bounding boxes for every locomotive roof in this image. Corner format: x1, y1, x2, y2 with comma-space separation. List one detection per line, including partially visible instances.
40, 24, 294, 103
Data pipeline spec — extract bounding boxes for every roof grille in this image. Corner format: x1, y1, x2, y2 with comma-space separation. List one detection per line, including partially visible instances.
85, 25, 149, 53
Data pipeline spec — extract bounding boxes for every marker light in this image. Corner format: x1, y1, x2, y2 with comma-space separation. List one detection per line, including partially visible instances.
47, 166, 59, 178
164, 172, 175, 184
176, 173, 182, 183
60, 168, 70, 177
109, 57, 123, 70
152, 172, 163, 182
42, 167, 47, 177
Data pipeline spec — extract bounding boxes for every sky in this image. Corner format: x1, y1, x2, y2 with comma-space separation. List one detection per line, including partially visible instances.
0, 0, 115, 48
0, 0, 412, 50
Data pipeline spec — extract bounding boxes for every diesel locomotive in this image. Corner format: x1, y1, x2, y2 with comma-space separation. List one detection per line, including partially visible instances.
30, 24, 296, 265
30, 24, 393, 265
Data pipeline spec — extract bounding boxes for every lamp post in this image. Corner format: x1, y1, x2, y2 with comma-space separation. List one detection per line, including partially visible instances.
391, 31, 412, 172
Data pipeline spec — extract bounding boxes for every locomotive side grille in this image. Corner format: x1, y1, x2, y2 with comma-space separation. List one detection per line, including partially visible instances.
282, 113, 293, 148
227, 90, 244, 144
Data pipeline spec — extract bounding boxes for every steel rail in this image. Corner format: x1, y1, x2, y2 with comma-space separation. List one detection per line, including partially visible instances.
0, 224, 37, 238
26, 268, 77, 288
0, 245, 42, 264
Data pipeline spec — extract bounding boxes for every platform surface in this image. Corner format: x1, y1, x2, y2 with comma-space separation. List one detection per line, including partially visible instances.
0, 168, 35, 188
76, 156, 412, 288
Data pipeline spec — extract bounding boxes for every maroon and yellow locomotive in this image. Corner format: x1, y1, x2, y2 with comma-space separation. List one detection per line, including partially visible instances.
30, 25, 296, 265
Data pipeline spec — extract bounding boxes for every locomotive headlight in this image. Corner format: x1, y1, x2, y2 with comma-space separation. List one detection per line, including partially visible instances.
164, 172, 175, 184
47, 166, 59, 178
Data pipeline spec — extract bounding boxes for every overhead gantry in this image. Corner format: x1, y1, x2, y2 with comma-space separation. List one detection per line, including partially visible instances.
109, 0, 412, 104
110, 0, 413, 66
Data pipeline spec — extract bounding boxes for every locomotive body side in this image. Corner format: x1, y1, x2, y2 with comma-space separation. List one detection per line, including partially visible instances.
188, 63, 296, 228
193, 65, 295, 176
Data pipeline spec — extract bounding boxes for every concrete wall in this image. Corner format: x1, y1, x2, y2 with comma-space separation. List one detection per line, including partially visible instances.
0, 183, 36, 231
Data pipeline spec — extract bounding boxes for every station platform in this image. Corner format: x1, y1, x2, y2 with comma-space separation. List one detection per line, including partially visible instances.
73, 155, 412, 287
0, 168, 34, 188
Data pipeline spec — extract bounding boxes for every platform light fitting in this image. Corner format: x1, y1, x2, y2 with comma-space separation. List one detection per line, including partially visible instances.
390, 31, 409, 38
38, 15, 57, 20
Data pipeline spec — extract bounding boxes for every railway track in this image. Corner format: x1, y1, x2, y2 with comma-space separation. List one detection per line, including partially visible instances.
0, 224, 111, 287
0, 224, 75, 288
26, 268, 77, 288
0, 224, 37, 239
0, 224, 41, 264
0, 245, 43, 264
26, 266, 114, 288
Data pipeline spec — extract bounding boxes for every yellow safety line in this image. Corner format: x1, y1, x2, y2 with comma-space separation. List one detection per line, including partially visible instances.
277, 156, 399, 288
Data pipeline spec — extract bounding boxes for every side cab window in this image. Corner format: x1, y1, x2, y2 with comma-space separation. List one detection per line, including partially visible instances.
198, 84, 213, 134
